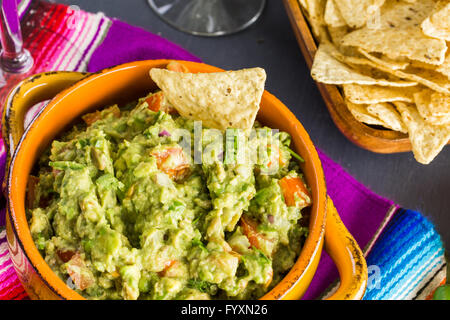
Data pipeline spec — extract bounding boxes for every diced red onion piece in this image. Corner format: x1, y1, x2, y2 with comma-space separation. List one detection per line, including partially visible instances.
159, 130, 171, 137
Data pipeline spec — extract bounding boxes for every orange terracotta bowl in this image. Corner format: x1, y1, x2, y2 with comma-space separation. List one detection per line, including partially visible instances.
2, 60, 367, 300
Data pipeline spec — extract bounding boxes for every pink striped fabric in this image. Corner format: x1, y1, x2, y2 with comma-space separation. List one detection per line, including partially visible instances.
0, 0, 112, 299
0, 228, 27, 300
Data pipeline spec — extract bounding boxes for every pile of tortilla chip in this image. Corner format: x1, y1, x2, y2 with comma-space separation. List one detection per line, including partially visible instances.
302, 0, 450, 164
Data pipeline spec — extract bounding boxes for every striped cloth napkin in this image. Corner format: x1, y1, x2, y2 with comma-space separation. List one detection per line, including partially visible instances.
0, 0, 446, 300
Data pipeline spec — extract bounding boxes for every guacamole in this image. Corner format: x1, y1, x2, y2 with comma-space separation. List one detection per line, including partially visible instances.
27, 91, 311, 300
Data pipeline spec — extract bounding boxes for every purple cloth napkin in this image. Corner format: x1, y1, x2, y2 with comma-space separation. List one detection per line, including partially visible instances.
88, 19, 201, 72
87, 20, 395, 299
303, 150, 394, 299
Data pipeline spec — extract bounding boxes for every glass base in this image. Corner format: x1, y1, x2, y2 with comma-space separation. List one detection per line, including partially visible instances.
148, 0, 266, 36
0, 49, 33, 74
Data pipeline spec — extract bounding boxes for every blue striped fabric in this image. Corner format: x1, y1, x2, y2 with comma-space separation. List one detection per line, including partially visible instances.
363, 209, 445, 300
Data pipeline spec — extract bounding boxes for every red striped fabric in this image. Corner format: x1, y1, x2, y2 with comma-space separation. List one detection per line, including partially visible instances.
0, 0, 111, 300
0, 229, 27, 299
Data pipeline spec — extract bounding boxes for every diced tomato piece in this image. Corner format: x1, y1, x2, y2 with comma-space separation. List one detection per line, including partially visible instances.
31, 176, 52, 208
240, 215, 265, 251
158, 260, 177, 277
109, 105, 121, 118
146, 91, 177, 115
166, 61, 189, 73
163, 259, 177, 270
102, 105, 121, 118
27, 175, 39, 209
238, 218, 274, 286
66, 253, 95, 290
151, 147, 190, 181
240, 216, 276, 259
56, 249, 76, 263
146, 91, 164, 112
82, 106, 120, 126
279, 176, 311, 208
82, 110, 102, 126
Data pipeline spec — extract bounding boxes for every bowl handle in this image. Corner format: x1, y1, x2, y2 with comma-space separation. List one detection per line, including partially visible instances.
1, 71, 89, 190
324, 197, 368, 300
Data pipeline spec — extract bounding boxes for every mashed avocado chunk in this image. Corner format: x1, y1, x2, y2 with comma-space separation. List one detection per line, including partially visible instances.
27, 91, 311, 300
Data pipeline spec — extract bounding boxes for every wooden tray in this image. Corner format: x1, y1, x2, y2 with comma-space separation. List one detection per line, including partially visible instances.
282, 0, 417, 154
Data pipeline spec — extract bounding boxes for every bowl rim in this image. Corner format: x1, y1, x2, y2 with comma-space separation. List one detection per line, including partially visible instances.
6, 60, 327, 300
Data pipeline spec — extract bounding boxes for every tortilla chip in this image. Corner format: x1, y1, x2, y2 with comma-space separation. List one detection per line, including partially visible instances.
421, 1, 450, 41
343, 84, 419, 104
391, 66, 450, 95
394, 102, 450, 164
436, 53, 450, 80
409, 59, 438, 70
366, 102, 407, 133
412, 53, 450, 81
376, 0, 435, 29
358, 48, 409, 71
324, 0, 346, 27
311, 43, 417, 86
304, 0, 328, 40
331, 47, 450, 94
414, 89, 450, 125
333, 0, 385, 28
299, 0, 308, 9
341, 26, 447, 65
149, 68, 266, 131
327, 25, 349, 47
346, 100, 385, 126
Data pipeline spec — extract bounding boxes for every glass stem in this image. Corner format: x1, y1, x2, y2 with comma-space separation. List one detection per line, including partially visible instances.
0, 0, 33, 73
